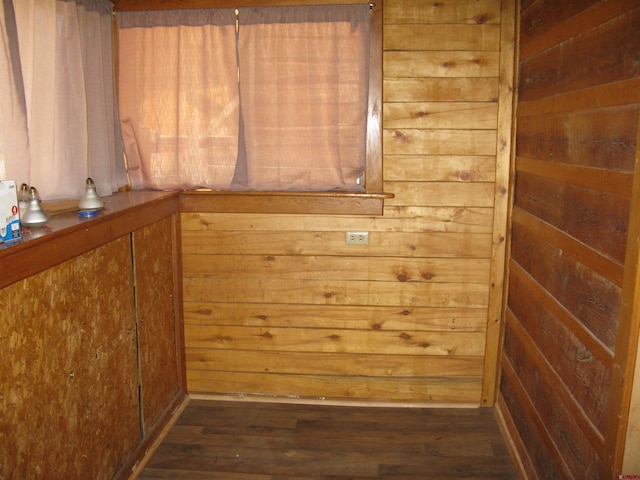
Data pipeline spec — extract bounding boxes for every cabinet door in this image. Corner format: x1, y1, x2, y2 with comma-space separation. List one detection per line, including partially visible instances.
0, 236, 139, 480
132, 216, 180, 434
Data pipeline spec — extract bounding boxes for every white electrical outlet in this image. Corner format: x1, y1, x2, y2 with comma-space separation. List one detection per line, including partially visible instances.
346, 231, 369, 245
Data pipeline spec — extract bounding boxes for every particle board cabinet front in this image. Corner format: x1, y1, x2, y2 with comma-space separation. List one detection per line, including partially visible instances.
132, 216, 180, 434
0, 236, 140, 480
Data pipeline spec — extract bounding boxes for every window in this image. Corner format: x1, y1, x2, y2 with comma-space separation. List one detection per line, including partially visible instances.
0, 0, 125, 200
115, 1, 384, 209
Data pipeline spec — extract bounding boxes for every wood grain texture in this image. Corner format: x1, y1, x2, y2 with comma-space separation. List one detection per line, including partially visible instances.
187, 349, 484, 377
384, 77, 498, 102
510, 219, 621, 351
502, 319, 602, 475
519, 6, 640, 102
384, 0, 500, 25
183, 302, 488, 332
519, 0, 639, 60
481, 0, 515, 406
501, 1, 640, 477
516, 106, 638, 172
383, 155, 496, 182
137, 399, 518, 479
384, 51, 499, 78
508, 273, 611, 436
514, 172, 630, 265
607, 113, 640, 476
0, 237, 140, 480
180, 0, 509, 406
384, 24, 500, 51
134, 216, 181, 434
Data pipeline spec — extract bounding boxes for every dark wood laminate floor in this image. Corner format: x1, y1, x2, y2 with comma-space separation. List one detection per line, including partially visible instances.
137, 399, 519, 480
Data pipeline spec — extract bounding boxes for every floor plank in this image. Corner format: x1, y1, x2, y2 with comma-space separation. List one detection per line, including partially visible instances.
137, 399, 519, 480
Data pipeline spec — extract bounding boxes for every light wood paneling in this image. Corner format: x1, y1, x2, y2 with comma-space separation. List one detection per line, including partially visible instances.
384, 77, 498, 102
181, 0, 511, 405
384, 0, 501, 25
183, 303, 488, 332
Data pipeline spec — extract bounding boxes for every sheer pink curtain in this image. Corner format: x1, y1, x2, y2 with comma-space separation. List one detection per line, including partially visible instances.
118, 9, 239, 190
117, 5, 370, 192
9, 0, 125, 200
232, 5, 369, 191
0, 0, 30, 182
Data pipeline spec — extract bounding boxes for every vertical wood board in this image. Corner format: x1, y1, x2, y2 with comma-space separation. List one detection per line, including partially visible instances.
133, 216, 180, 434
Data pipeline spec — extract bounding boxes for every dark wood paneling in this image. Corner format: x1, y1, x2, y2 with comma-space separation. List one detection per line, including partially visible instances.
508, 272, 611, 434
502, 1, 640, 477
510, 220, 621, 350
500, 364, 566, 480
519, 7, 640, 102
515, 107, 639, 172
503, 320, 601, 477
519, 0, 600, 47
514, 172, 630, 265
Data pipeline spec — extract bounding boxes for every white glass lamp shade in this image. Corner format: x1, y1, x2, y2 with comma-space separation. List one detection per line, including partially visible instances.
21, 187, 50, 227
78, 177, 104, 210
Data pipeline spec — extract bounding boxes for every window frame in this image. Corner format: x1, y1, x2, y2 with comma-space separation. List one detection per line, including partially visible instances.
113, 0, 390, 215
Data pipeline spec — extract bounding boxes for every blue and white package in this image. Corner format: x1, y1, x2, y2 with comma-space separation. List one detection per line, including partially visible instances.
1, 180, 22, 243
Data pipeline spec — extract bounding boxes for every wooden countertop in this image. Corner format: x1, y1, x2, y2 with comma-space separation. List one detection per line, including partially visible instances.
0, 190, 180, 289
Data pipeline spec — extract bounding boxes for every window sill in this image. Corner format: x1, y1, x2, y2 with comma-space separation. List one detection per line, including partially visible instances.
178, 190, 394, 215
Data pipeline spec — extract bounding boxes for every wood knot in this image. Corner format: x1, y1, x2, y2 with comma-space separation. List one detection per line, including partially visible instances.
265, 256, 275, 262
473, 13, 490, 24
457, 171, 475, 181
328, 334, 340, 340
256, 314, 268, 321
213, 335, 233, 343
422, 272, 435, 280
372, 323, 382, 330
399, 332, 412, 340
575, 346, 594, 362
324, 292, 334, 299
397, 273, 408, 282
393, 130, 407, 141
260, 332, 273, 339
401, 310, 411, 316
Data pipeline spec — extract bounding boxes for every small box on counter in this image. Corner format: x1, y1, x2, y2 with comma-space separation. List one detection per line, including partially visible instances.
0, 180, 22, 243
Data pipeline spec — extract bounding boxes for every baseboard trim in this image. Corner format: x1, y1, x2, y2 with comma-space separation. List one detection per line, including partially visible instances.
189, 392, 479, 409
495, 392, 532, 479
117, 390, 190, 480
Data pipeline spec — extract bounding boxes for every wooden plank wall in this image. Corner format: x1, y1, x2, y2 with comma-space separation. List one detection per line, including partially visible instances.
181, 0, 510, 405
497, 1, 640, 478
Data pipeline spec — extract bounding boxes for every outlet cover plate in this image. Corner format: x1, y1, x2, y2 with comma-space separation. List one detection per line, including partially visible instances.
346, 231, 369, 245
